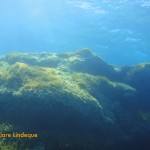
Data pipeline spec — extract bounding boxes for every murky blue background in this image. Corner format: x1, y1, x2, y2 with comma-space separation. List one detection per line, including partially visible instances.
0, 0, 150, 65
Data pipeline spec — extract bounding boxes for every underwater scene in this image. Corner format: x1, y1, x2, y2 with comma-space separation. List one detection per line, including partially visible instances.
0, 0, 150, 150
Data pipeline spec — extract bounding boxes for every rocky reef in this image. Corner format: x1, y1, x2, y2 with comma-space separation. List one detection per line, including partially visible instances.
0, 49, 150, 150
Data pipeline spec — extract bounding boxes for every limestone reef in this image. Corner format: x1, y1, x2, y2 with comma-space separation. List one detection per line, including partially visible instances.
0, 49, 150, 150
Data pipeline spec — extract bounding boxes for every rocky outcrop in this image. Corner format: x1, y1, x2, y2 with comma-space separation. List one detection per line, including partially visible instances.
0, 49, 118, 79
0, 49, 150, 150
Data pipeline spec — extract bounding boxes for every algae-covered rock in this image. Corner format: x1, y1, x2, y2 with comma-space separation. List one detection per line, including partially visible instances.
125, 63, 150, 89
119, 63, 150, 87
0, 62, 103, 119
0, 49, 150, 150
0, 49, 118, 80
68, 49, 118, 80
0, 52, 61, 68
0, 61, 107, 149
119, 63, 150, 110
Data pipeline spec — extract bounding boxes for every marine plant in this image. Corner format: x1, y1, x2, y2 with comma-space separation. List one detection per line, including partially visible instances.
5, 52, 22, 65
126, 63, 150, 79
0, 62, 102, 111
0, 50, 149, 149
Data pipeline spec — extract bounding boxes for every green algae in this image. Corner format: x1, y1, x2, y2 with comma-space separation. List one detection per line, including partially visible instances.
0, 62, 103, 112
126, 63, 150, 79
0, 50, 149, 150
5, 52, 22, 65
0, 123, 13, 132
0, 141, 18, 150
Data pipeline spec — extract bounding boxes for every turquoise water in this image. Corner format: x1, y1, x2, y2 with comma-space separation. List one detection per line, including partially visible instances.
0, 0, 150, 65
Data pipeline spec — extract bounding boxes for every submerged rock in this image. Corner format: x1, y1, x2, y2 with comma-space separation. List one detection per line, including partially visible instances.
0, 49, 118, 80
120, 63, 150, 111
0, 62, 104, 122
68, 49, 117, 78
0, 49, 150, 149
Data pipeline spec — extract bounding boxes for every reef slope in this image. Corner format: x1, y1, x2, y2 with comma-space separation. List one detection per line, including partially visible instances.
0, 49, 150, 150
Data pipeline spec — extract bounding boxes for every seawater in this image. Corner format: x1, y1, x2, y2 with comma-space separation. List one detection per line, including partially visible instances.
0, 0, 150, 65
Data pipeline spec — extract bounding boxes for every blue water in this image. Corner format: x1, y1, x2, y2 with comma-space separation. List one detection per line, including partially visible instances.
0, 0, 150, 65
